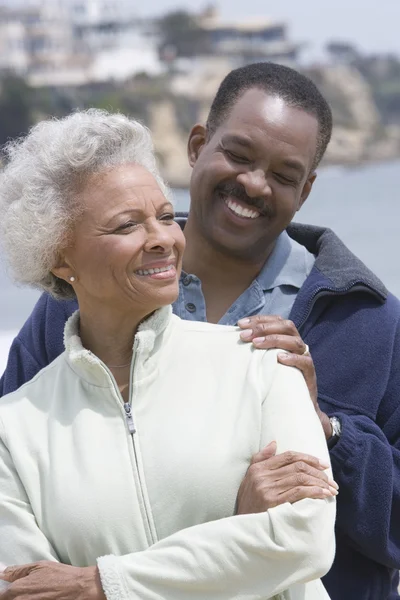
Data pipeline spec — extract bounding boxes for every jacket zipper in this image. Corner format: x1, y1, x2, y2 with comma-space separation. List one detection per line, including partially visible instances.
124, 403, 135, 434
92, 340, 155, 545
124, 337, 139, 435
123, 338, 157, 544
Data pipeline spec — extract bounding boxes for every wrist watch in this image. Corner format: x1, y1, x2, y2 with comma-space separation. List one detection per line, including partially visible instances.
328, 416, 342, 449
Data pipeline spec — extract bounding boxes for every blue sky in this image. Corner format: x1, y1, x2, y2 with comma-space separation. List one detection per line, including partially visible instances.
139, 0, 400, 60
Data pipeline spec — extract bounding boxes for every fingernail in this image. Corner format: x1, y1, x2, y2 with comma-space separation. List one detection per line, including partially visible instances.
329, 487, 339, 495
239, 329, 253, 340
264, 440, 277, 450
319, 460, 330, 469
328, 479, 339, 490
252, 337, 265, 344
278, 352, 289, 359
238, 318, 250, 326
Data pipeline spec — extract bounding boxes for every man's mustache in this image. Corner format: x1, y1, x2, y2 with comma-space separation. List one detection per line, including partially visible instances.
216, 182, 273, 217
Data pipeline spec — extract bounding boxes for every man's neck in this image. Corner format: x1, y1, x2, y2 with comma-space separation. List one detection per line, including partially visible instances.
183, 220, 274, 323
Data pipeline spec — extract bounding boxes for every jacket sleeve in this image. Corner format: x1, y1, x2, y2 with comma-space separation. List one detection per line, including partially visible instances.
329, 320, 400, 569
0, 417, 59, 565
0, 293, 76, 397
97, 351, 336, 600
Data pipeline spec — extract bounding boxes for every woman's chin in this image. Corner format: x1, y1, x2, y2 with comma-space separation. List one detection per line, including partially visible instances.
141, 284, 180, 310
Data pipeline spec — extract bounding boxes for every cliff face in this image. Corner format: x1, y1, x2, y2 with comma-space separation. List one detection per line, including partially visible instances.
2, 62, 398, 187
310, 65, 400, 165
147, 64, 400, 187
149, 59, 233, 187
149, 101, 192, 188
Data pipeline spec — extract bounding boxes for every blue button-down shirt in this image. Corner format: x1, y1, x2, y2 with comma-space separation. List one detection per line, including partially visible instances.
173, 231, 315, 325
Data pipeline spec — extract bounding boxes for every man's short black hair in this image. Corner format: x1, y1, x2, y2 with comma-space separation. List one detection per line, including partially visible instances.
206, 62, 333, 170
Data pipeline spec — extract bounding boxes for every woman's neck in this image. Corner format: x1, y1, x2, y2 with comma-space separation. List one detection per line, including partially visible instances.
77, 302, 149, 368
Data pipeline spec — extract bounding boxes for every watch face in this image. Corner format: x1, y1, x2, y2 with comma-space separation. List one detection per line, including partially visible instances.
328, 417, 341, 449
331, 417, 341, 437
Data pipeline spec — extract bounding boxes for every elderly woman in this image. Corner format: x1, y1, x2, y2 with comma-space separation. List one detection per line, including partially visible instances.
0, 110, 336, 600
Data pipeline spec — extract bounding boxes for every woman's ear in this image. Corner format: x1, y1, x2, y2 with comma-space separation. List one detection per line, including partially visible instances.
51, 254, 75, 284
187, 124, 207, 167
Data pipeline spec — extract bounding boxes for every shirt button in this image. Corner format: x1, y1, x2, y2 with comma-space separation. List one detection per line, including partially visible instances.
183, 275, 192, 286
186, 302, 196, 313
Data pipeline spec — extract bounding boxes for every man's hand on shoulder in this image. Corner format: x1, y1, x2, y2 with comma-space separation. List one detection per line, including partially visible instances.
238, 314, 332, 439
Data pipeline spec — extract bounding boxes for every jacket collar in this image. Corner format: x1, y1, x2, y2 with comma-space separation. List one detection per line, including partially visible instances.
175, 212, 387, 301
287, 222, 387, 300
63, 305, 172, 386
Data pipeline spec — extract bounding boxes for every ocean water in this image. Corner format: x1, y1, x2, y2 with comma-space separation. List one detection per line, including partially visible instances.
0, 159, 399, 373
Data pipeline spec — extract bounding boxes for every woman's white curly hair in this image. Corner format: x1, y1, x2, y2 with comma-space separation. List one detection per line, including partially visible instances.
0, 108, 170, 299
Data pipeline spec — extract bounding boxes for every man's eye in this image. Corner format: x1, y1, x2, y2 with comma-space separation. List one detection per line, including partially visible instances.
274, 173, 296, 185
226, 150, 249, 164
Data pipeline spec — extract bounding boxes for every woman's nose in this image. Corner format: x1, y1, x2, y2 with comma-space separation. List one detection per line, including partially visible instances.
144, 221, 175, 253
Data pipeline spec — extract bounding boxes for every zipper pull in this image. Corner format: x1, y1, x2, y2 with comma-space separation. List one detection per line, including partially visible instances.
124, 403, 136, 435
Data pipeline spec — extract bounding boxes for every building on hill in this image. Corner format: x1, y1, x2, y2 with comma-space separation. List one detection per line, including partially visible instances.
199, 12, 302, 66
0, 0, 162, 85
0, 2, 79, 78
67, 0, 138, 52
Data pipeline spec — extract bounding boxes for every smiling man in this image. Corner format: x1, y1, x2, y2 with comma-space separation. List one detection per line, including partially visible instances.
1, 63, 400, 600
182, 87, 321, 325
179, 64, 400, 600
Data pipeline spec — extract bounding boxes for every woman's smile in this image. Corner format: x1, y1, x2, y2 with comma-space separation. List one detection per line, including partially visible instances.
135, 257, 177, 279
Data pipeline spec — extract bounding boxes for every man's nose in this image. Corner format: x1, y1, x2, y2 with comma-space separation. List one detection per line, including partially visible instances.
236, 169, 272, 199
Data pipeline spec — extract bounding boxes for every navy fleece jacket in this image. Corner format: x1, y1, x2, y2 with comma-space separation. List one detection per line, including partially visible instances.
1, 222, 400, 600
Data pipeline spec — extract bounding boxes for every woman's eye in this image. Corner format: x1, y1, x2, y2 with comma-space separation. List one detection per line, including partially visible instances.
116, 221, 137, 232
160, 213, 175, 221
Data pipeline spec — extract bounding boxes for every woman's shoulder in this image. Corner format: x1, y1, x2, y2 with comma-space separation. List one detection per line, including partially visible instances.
172, 315, 238, 336
171, 315, 249, 352
169, 314, 282, 370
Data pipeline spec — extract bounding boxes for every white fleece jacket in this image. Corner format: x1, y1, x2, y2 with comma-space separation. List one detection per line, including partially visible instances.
0, 306, 335, 600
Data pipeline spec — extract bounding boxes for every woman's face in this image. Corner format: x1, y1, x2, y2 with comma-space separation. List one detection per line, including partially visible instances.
58, 164, 185, 317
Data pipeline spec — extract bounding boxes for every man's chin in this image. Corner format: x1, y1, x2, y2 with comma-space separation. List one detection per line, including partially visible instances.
209, 235, 263, 262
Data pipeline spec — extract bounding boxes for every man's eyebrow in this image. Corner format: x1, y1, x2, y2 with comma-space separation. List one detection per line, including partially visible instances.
221, 134, 253, 148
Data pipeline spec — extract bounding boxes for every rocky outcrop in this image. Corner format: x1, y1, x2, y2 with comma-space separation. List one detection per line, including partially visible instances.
149, 101, 192, 188
314, 65, 400, 165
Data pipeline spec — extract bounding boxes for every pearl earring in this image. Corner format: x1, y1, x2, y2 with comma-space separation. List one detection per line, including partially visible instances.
69, 276, 75, 283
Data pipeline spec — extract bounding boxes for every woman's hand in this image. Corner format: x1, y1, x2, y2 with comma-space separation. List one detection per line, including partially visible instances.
0, 562, 106, 600
238, 315, 332, 438
236, 442, 338, 514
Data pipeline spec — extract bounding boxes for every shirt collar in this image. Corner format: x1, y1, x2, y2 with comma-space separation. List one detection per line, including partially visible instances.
256, 230, 314, 292
176, 214, 313, 293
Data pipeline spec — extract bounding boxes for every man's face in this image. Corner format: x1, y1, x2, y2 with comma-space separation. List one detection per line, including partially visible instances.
187, 89, 319, 262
